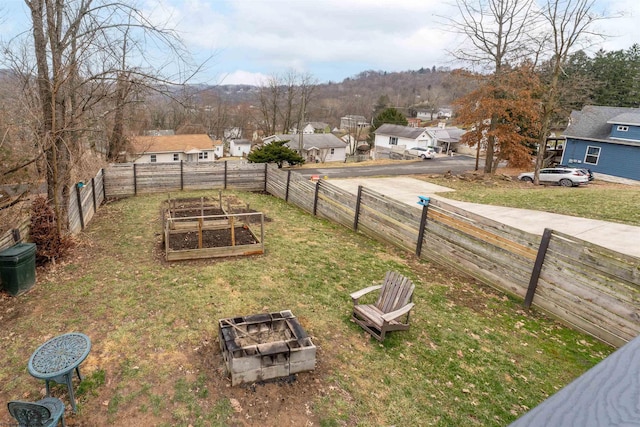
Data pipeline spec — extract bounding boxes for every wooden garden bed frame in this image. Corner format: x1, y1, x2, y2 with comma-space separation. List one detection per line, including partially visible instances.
162, 195, 264, 261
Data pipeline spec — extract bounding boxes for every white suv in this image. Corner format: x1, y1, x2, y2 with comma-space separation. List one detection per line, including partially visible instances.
518, 168, 590, 187
406, 147, 436, 159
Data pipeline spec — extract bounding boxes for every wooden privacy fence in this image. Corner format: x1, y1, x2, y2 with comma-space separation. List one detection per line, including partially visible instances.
68, 169, 107, 234
5, 162, 637, 348
0, 168, 106, 250
266, 168, 640, 348
103, 161, 268, 197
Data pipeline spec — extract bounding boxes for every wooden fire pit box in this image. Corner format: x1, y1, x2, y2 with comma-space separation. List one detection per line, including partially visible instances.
218, 311, 316, 386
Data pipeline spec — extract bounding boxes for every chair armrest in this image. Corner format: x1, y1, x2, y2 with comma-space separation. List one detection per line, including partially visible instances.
350, 285, 382, 303
381, 302, 415, 323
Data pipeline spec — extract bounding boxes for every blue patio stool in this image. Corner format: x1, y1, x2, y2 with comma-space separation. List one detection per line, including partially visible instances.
7, 397, 66, 427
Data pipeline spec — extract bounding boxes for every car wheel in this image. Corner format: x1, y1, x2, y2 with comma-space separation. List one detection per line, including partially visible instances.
520, 176, 533, 183
559, 178, 573, 187
420, 154, 426, 159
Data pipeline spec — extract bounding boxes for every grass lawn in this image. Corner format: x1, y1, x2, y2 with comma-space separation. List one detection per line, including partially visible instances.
0, 190, 614, 426
418, 173, 640, 226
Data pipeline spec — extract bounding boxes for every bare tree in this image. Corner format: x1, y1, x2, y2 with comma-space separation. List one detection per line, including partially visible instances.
255, 71, 317, 140
8, 0, 198, 233
532, 0, 606, 183
449, 0, 536, 173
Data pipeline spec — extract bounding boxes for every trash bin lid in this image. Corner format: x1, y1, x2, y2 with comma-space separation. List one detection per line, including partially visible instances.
0, 243, 37, 263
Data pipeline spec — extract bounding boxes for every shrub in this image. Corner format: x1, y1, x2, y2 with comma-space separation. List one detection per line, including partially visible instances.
29, 196, 74, 265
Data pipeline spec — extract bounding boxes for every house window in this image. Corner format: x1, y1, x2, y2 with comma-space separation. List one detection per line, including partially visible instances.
330, 148, 335, 155
389, 137, 398, 145
617, 125, 629, 132
198, 152, 209, 160
150, 154, 157, 163
584, 146, 600, 165
173, 153, 179, 161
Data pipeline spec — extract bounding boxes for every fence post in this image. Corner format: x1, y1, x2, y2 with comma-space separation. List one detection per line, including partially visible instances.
524, 228, 553, 308
313, 179, 321, 215
91, 177, 97, 213
353, 185, 363, 231
264, 164, 268, 192
133, 163, 137, 196
415, 197, 430, 257
75, 183, 85, 230
101, 168, 107, 201
180, 160, 184, 190
285, 170, 292, 202
224, 160, 228, 189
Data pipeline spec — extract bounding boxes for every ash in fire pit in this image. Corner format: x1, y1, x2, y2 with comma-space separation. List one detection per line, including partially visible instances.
219, 311, 316, 386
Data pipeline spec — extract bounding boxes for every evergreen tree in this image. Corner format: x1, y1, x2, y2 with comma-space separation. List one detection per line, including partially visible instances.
247, 140, 305, 168
371, 107, 408, 129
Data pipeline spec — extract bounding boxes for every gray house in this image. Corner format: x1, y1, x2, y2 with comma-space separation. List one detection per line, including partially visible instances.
562, 105, 640, 181
262, 133, 347, 163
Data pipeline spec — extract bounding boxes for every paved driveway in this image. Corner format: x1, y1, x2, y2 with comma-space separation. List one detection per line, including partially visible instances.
328, 177, 640, 258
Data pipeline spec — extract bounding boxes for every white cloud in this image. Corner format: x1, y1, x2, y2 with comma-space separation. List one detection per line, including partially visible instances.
3, 0, 638, 84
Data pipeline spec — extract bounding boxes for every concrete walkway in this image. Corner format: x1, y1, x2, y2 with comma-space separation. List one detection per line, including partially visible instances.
328, 176, 640, 258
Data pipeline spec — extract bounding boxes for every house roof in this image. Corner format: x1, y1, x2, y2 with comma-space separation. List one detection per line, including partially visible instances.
564, 106, 640, 146
131, 134, 221, 154
231, 139, 252, 145
305, 122, 329, 130
375, 124, 426, 139
425, 127, 466, 142
607, 112, 640, 127
270, 133, 347, 150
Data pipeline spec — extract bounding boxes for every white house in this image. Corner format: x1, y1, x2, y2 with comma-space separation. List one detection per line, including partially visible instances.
130, 134, 223, 163
373, 124, 433, 150
340, 115, 368, 130
292, 122, 330, 134
263, 133, 348, 163
229, 139, 252, 157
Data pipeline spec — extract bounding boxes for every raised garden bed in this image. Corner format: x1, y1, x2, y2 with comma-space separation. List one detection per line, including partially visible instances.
162, 195, 264, 261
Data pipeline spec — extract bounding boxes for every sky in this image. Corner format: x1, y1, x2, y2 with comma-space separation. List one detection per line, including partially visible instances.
1, 0, 639, 86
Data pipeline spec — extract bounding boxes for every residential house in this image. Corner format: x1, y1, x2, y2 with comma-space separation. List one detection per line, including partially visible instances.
437, 108, 453, 119
416, 108, 453, 121
423, 125, 467, 154
340, 115, 369, 130
229, 139, 252, 157
263, 133, 348, 163
130, 134, 223, 163
340, 131, 371, 156
298, 122, 330, 134
561, 105, 640, 181
407, 118, 422, 127
373, 124, 433, 151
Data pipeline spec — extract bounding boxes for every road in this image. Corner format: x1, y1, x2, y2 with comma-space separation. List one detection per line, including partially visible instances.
294, 154, 479, 179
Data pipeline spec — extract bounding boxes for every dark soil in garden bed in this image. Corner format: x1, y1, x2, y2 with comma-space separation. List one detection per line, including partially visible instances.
171, 207, 225, 218
168, 226, 258, 250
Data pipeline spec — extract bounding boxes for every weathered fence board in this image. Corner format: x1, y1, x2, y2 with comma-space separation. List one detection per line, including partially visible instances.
0, 219, 30, 251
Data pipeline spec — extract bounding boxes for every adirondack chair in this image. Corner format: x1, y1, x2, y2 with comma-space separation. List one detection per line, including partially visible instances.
7, 397, 66, 427
350, 271, 415, 341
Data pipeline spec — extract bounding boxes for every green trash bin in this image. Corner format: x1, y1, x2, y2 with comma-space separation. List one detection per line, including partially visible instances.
0, 243, 37, 296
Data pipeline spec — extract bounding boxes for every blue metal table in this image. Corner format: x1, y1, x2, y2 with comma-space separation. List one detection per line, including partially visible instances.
28, 332, 91, 412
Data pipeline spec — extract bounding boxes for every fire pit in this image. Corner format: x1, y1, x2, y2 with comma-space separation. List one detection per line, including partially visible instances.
218, 311, 316, 386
